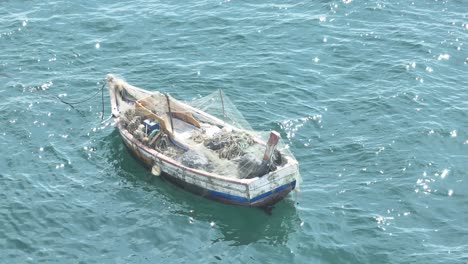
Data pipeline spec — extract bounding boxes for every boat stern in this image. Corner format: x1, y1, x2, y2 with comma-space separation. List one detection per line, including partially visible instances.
246, 160, 299, 207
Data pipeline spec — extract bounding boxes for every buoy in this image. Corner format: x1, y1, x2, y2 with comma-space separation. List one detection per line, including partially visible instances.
151, 164, 161, 176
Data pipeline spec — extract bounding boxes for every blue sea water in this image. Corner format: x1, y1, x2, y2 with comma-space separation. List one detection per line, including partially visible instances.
1, 0, 467, 263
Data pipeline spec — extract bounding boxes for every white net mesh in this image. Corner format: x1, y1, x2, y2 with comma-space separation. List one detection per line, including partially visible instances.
189, 90, 253, 131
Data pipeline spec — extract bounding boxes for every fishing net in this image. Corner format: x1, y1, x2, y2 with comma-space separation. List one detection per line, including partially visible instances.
118, 89, 299, 182
189, 90, 253, 131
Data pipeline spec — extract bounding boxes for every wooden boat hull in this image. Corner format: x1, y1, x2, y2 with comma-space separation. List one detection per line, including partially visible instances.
106, 74, 299, 208
117, 123, 298, 207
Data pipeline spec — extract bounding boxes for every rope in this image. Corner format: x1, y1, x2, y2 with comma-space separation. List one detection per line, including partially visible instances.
101, 114, 113, 124
52, 82, 106, 120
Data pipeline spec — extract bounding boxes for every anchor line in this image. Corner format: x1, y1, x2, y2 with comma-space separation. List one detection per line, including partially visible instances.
52, 82, 106, 120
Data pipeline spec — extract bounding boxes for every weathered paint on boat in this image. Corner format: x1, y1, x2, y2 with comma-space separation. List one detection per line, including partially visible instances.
107, 74, 299, 207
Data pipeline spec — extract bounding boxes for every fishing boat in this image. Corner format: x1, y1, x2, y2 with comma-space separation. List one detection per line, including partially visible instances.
106, 74, 300, 207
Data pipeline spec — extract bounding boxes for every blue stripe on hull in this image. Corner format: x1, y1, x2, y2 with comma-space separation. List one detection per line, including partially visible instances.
208, 190, 249, 203
208, 180, 297, 205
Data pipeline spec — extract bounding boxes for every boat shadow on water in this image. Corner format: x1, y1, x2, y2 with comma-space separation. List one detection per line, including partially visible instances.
102, 130, 302, 246
180, 198, 302, 246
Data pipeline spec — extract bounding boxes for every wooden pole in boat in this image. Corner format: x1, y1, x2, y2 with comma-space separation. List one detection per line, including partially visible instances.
165, 94, 174, 133
219, 89, 226, 121
263, 131, 280, 162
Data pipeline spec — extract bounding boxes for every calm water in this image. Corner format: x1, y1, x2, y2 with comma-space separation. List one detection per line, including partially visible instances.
1, 0, 467, 263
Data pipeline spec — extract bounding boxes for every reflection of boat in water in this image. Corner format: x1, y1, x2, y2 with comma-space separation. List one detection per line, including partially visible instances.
106, 74, 300, 207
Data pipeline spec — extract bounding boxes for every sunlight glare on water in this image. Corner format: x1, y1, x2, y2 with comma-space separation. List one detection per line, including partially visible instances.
0, 0, 467, 263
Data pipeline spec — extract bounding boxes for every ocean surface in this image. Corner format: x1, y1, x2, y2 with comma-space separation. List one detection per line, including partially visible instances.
1, 0, 467, 263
